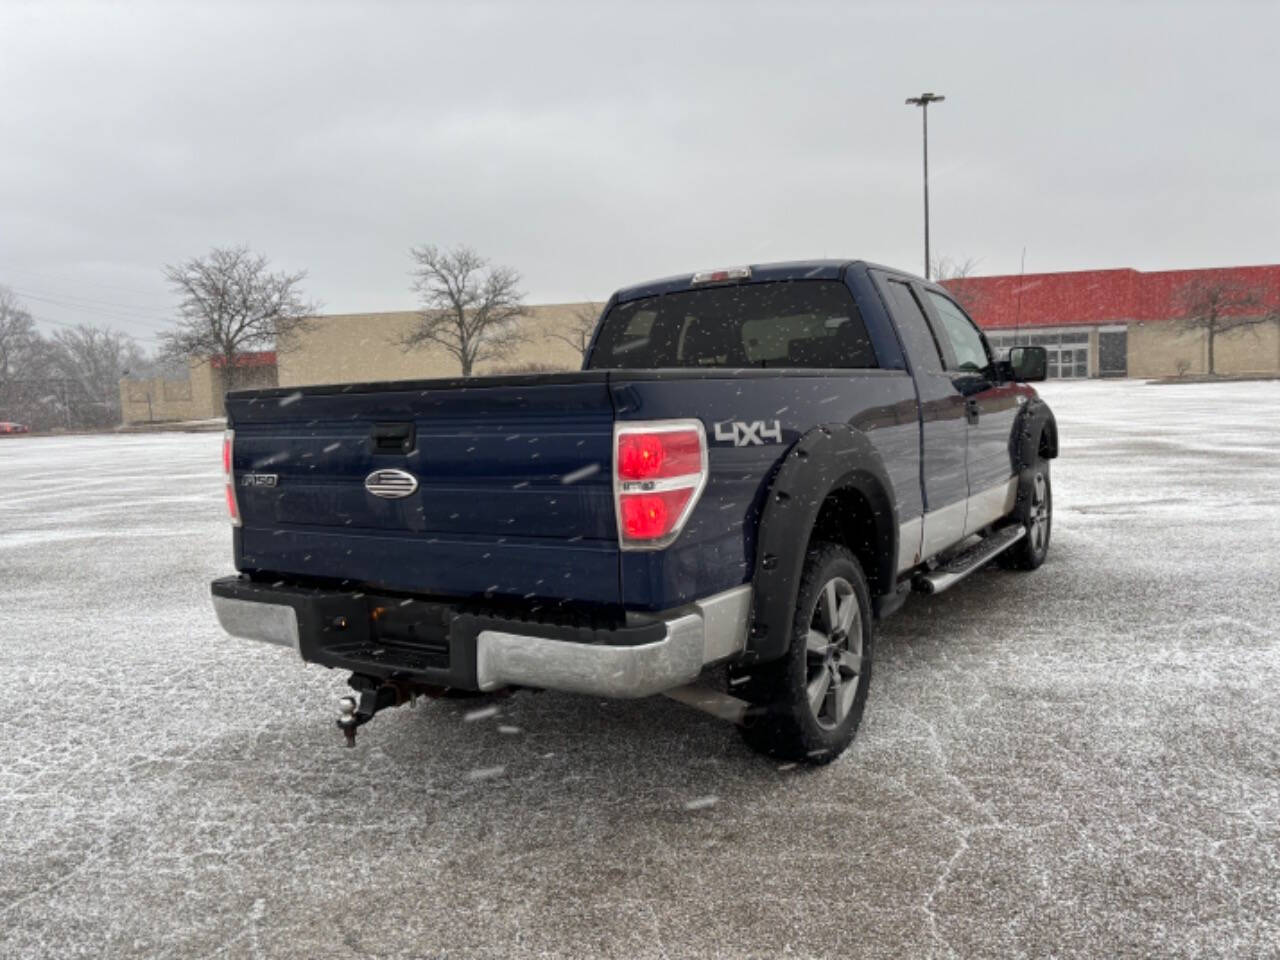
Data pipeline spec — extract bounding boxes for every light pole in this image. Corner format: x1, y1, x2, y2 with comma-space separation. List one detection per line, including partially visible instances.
905, 91, 945, 279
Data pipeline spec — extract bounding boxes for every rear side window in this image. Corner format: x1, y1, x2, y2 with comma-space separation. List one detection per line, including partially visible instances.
586, 280, 877, 370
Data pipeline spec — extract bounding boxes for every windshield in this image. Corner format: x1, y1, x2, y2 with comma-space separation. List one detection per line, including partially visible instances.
587, 280, 877, 370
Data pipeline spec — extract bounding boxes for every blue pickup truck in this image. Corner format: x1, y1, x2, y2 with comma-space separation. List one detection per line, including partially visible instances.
212, 260, 1057, 763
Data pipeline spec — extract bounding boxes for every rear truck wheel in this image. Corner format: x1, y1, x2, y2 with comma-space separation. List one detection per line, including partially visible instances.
999, 458, 1052, 571
736, 542, 873, 765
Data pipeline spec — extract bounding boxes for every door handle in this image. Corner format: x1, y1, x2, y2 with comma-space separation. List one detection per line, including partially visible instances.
965, 397, 980, 425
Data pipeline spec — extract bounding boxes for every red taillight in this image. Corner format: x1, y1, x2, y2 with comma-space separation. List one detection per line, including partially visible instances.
620, 488, 695, 540
614, 421, 707, 548
617, 429, 701, 480
223, 430, 241, 527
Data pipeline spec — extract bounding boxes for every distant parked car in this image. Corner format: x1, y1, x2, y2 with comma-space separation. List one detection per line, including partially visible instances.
0, 422, 31, 435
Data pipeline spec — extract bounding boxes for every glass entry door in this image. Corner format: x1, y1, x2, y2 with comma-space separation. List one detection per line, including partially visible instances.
1047, 347, 1088, 379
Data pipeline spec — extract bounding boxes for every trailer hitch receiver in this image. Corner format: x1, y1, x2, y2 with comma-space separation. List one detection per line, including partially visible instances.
336, 675, 424, 747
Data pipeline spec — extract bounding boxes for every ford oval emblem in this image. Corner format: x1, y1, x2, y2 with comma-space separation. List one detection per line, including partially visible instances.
364, 468, 418, 500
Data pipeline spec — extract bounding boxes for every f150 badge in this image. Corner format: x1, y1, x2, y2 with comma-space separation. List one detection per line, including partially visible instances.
239, 473, 278, 487
713, 420, 783, 446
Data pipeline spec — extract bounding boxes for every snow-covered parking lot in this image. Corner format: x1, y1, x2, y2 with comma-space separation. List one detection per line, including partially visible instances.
2, 379, 1278, 959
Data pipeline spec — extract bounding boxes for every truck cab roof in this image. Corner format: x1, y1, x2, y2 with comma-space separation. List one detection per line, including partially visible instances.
611, 259, 928, 304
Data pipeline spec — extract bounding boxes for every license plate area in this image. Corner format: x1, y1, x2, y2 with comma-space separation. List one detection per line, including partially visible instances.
316, 596, 453, 673
369, 597, 452, 655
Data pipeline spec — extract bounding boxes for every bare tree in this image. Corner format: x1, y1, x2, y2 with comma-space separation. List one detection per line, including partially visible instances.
931, 256, 980, 280
0, 286, 37, 400
1175, 278, 1271, 376
0, 286, 161, 429
49, 325, 145, 427
400, 245, 528, 376
0, 287, 84, 429
0, 286, 53, 424
545, 301, 604, 364
159, 246, 315, 389
933, 256, 985, 315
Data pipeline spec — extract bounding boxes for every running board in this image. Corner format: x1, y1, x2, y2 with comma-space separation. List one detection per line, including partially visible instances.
913, 524, 1026, 595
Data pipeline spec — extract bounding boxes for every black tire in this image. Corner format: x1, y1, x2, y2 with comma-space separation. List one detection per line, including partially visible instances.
736, 542, 873, 764
999, 458, 1052, 570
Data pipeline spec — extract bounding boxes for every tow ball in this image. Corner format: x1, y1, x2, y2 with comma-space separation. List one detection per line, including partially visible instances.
336, 697, 362, 747
334, 674, 514, 746
335, 675, 426, 747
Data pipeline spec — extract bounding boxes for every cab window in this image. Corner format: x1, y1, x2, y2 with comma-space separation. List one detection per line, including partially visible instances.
588, 280, 877, 370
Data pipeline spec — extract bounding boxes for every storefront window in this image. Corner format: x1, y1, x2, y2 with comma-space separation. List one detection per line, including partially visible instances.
982, 327, 1096, 379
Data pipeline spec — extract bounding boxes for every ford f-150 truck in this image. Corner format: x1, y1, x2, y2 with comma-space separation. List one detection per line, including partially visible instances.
211, 260, 1057, 763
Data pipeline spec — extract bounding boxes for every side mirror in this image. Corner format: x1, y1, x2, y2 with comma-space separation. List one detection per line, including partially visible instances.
1009, 345, 1047, 382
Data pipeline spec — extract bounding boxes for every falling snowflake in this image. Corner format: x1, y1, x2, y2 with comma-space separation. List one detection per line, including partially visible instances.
560, 463, 601, 485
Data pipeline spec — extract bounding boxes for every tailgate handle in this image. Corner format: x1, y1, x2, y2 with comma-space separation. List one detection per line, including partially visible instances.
370, 422, 416, 455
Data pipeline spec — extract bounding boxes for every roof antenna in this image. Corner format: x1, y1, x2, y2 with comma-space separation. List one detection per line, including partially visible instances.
1014, 247, 1027, 342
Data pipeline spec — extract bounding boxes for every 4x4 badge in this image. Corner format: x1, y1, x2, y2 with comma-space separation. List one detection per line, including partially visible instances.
713, 420, 782, 446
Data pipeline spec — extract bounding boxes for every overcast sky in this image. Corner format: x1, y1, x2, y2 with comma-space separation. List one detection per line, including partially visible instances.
2, 0, 1277, 349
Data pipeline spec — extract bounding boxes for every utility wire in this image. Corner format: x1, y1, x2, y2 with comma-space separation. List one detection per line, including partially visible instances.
9, 289, 175, 327
0, 260, 171, 300
28, 312, 164, 344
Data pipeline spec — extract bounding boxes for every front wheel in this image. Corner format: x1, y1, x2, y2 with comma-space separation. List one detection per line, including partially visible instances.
736, 543, 873, 764
999, 459, 1052, 570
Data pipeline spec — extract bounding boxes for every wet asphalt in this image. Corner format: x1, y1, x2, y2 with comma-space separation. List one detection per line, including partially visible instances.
1, 379, 1278, 958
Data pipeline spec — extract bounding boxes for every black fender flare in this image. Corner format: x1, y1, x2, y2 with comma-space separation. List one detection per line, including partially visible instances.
1009, 396, 1058, 519
744, 424, 898, 664
1012, 395, 1058, 469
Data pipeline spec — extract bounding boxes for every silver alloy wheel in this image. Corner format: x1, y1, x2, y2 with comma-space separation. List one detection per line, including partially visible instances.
1029, 471, 1050, 553
804, 576, 863, 730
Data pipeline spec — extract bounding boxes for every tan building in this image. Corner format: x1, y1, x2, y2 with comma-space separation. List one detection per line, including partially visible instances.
1125, 319, 1279, 379
118, 353, 278, 424
277, 303, 599, 388
117, 305, 595, 424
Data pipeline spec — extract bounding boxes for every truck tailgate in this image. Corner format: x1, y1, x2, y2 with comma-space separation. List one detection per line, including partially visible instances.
226, 375, 620, 605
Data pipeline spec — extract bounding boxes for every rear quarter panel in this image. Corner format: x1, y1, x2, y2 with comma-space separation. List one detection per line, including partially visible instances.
612, 370, 920, 609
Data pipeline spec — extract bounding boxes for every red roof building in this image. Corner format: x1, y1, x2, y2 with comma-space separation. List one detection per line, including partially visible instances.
940, 264, 1280, 379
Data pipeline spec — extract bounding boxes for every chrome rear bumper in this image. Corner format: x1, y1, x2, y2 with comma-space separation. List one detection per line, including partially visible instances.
213, 595, 301, 650
475, 612, 704, 698
211, 580, 751, 699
